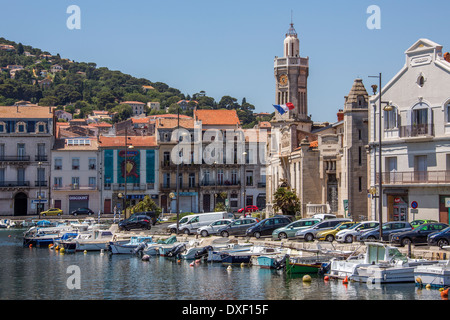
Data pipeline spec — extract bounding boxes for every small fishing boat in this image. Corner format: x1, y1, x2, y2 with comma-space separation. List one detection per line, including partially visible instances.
109, 236, 153, 254
221, 246, 280, 265
179, 239, 205, 260
285, 256, 324, 274
414, 247, 450, 288
23, 225, 75, 247
207, 243, 254, 262
59, 229, 115, 252
327, 242, 438, 283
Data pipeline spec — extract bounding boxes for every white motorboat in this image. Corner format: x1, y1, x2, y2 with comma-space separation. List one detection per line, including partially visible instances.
23, 225, 76, 247
109, 236, 153, 254
0, 219, 16, 229
207, 242, 254, 262
179, 239, 205, 260
414, 246, 450, 288
327, 242, 438, 284
70, 229, 115, 252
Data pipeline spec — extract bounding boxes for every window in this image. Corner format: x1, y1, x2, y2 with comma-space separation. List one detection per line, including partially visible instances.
36, 122, 46, 133
231, 169, 237, 185
358, 177, 362, 192
16, 121, 26, 133
246, 170, 253, 186
54, 158, 62, 170
71, 177, 80, 189
54, 177, 62, 187
384, 107, 397, 129
0, 122, 5, 133
446, 102, 450, 123
89, 177, 96, 188
17, 143, 25, 158
72, 158, 80, 170
88, 158, 96, 170
189, 173, 195, 188
163, 173, 170, 188
217, 169, 224, 185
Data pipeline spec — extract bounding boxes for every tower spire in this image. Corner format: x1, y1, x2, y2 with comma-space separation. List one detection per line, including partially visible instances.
286, 11, 297, 37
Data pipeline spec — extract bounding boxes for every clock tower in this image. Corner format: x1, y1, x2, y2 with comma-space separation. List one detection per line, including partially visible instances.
273, 22, 310, 123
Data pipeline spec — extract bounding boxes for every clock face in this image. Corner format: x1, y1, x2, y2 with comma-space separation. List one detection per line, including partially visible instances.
279, 74, 288, 86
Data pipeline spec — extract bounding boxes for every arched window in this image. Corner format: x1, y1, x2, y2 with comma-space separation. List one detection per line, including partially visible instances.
0, 121, 6, 133
445, 101, 450, 123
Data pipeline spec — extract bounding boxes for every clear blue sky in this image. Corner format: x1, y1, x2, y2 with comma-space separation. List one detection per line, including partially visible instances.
1, 0, 449, 122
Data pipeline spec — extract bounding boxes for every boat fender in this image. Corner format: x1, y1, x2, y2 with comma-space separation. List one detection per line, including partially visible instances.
227, 266, 232, 271
60, 247, 65, 253
324, 276, 329, 281
303, 275, 312, 283
426, 284, 431, 290
441, 288, 449, 298
190, 262, 195, 267
29, 244, 32, 248
195, 259, 201, 264
343, 276, 348, 284
84, 250, 87, 254
415, 277, 423, 285
141, 255, 150, 261
240, 262, 245, 268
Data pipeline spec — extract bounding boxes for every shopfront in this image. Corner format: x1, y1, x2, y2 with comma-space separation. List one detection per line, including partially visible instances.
68, 195, 89, 214
387, 193, 408, 222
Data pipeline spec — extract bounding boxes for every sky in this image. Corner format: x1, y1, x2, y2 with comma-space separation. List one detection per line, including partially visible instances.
1, 0, 449, 123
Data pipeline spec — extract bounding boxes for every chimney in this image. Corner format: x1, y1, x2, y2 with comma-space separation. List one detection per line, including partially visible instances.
444, 52, 450, 63
337, 109, 344, 122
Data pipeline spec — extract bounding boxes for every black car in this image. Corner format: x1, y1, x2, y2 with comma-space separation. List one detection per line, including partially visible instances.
359, 221, 412, 242
390, 223, 449, 247
70, 208, 94, 216
428, 226, 450, 248
118, 214, 154, 231
245, 216, 292, 238
129, 211, 158, 226
218, 218, 259, 237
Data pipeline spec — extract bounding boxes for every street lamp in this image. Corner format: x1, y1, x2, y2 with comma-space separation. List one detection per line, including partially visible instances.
242, 151, 247, 215
369, 73, 393, 241
38, 161, 42, 218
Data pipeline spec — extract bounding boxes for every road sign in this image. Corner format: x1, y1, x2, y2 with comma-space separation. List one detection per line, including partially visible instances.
411, 201, 418, 209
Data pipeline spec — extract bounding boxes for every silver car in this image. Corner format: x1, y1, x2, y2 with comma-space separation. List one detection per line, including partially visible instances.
335, 221, 380, 243
295, 218, 352, 241
196, 219, 234, 237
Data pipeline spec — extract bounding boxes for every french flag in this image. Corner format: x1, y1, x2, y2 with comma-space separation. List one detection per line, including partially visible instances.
273, 102, 295, 115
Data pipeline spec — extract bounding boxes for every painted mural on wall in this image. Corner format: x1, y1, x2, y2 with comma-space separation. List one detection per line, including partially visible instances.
118, 149, 140, 183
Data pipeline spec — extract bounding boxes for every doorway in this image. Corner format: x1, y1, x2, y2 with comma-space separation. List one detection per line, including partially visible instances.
14, 192, 28, 216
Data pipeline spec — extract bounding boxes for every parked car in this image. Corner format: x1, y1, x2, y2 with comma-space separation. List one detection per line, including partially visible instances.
390, 223, 449, 246
359, 221, 412, 242
427, 226, 450, 248
218, 218, 259, 237
167, 211, 234, 234
118, 214, 153, 231
245, 216, 292, 238
295, 218, 352, 242
312, 213, 337, 221
129, 211, 158, 226
335, 221, 380, 243
197, 219, 234, 237
237, 205, 259, 214
315, 221, 357, 242
411, 219, 438, 229
40, 208, 63, 216
70, 208, 94, 216
272, 218, 321, 240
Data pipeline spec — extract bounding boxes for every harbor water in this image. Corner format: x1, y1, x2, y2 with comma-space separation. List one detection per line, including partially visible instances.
0, 229, 446, 300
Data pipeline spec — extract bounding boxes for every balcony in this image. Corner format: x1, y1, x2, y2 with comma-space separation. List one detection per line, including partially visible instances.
160, 183, 199, 190
0, 181, 30, 188
0, 155, 30, 163
35, 155, 48, 161
379, 171, 450, 185
111, 183, 148, 191
35, 181, 48, 187
52, 184, 97, 191
200, 180, 241, 188
399, 124, 434, 138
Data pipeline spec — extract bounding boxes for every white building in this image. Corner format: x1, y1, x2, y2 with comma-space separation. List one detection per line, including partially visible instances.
0, 105, 55, 216
121, 101, 146, 117
51, 137, 101, 214
368, 39, 450, 225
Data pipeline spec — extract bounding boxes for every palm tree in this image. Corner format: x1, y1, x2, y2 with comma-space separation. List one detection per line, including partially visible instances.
273, 186, 300, 216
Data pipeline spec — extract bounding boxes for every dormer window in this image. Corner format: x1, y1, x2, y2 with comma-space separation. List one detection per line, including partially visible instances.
0, 121, 5, 133
36, 121, 46, 133
16, 121, 26, 133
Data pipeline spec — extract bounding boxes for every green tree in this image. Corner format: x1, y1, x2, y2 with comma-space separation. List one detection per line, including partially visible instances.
17, 43, 24, 55
130, 196, 161, 216
273, 186, 301, 216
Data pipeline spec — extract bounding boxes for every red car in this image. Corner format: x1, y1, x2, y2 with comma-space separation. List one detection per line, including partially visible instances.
238, 205, 259, 214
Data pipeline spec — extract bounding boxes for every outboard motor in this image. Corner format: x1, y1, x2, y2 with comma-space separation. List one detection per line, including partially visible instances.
133, 242, 147, 255
194, 246, 213, 260
167, 243, 186, 257
319, 262, 331, 275
273, 254, 289, 270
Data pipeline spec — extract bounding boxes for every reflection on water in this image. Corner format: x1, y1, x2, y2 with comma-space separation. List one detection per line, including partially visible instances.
0, 230, 444, 300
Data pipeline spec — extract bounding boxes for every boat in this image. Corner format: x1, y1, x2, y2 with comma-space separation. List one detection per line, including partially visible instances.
109, 236, 153, 254
414, 246, 450, 288
221, 246, 281, 265
179, 239, 205, 260
0, 219, 16, 229
59, 229, 115, 252
285, 256, 326, 274
327, 242, 439, 283
23, 225, 76, 247
207, 243, 254, 262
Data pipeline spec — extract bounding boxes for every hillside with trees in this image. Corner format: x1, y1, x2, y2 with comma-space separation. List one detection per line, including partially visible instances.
0, 38, 273, 127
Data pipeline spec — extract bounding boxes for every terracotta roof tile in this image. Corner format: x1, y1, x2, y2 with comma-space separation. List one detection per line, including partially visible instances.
0, 105, 55, 119
156, 118, 195, 129
194, 109, 240, 126
98, 135, 157, 147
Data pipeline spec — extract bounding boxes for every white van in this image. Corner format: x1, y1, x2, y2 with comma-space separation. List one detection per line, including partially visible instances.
167, 211, 235, 234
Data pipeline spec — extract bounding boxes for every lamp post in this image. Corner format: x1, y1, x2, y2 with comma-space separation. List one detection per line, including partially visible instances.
38, 161, 42, 218
123, 126, 133, 219
369, 73, 393, 241
242, 151, 247, 216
